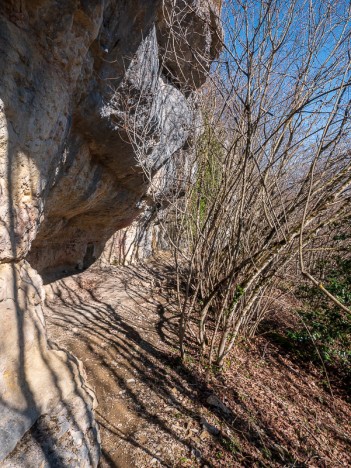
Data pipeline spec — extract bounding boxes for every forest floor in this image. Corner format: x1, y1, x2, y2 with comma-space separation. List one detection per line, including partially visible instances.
44, 258, 351, 467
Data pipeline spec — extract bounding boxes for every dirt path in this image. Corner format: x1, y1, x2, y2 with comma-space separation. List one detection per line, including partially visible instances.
44, 262, 205, 468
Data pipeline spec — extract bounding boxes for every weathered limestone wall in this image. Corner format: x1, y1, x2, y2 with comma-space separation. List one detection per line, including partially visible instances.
0, 0, 221, 465
100, 216, 165, 266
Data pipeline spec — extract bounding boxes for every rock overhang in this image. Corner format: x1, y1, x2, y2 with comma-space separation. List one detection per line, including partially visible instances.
0, 1, 222, 464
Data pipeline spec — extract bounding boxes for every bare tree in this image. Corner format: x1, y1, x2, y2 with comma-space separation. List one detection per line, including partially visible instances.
168, 0, 351, 368
111, 0, 351, 369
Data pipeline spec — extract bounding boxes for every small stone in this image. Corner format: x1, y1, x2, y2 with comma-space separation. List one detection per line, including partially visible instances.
200, 430, 210, 440
206, 394, 231, 414
200, 416, 220, 436
126, 378, 136, 383
191, 448, 201, 460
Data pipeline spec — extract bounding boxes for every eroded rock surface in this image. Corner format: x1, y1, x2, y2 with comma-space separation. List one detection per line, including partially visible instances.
0, 0, 221, 465
0, 261, 99, 466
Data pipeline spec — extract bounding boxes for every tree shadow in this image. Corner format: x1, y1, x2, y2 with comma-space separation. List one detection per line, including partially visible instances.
43, 264, 306, 467
45, 273, 210, 466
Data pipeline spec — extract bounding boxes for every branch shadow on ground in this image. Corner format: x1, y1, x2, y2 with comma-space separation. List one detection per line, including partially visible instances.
44, 262, 308, 467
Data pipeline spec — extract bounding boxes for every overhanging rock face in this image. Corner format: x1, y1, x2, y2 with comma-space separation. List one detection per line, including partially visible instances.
0, 0, 222, 465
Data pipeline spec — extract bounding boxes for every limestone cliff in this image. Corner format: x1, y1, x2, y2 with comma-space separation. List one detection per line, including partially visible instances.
0, 1, 221, 465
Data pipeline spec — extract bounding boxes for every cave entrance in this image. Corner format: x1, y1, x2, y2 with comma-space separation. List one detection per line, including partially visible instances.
83, 243, 96, 269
